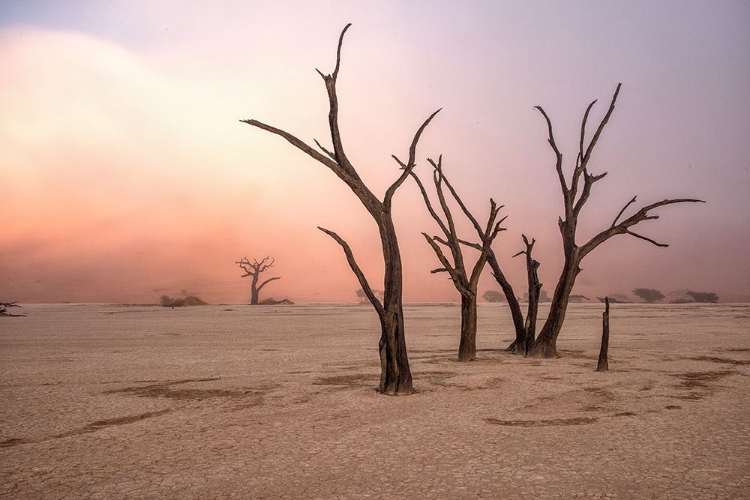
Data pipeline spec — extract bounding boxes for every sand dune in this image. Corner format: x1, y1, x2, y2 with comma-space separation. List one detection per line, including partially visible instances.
1, 303, 749, 499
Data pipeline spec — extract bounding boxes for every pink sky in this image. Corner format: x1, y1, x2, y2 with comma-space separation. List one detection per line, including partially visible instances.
1, 1, 749, 303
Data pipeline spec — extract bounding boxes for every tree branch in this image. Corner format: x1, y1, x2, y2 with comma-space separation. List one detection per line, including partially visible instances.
316, 23, 357, 178
579, 99, 598, 168
314, 138, 336, 161
409, 166, 451, 239
257, 256, 275, 273
431, 157, 484, 237
318, 226, 385, 319
241, 119, 351, 182
612, 196, 638, 227
429, 157, 460, 251
257, 276, 282, 292
581, 83, 621, 169
384, 108, 442, 207
422, 233, 464, 287
581, 197, 705, 258
534, 105, 568, 199
573, 171, 608, 218
626, 230, 669, 247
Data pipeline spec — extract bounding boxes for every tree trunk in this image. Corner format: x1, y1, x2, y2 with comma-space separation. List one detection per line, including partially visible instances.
250, 274, 260, 305
487, 252, 526, 351
377, 215, 413, 394
597, 297, 610, 372
530, 247, 579, 358
522, 269, 540, 356
457, 293, 478, 362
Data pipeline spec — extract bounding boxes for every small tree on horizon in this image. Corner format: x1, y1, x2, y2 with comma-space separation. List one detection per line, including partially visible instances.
633, 288, 665, 303
356, 288, 383, 304
237, 256, 281, 305
482, 290, 507, 303
0, 301, 25, 317
686, 291, 719, 303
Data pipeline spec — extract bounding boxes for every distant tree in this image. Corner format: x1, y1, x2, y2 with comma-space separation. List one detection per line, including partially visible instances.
523, 289, 551, 303
355, 288, 383, 304
633, 288, 665, 303
159, 295, 207, 308
482, 290, 507, 303
160, 295, 184, 308
569, 295, 590, 303
237, 256, 281, 305
182, 296, 208, 306
0, 301, 25, 317
599, 294, 631, 304
686, 291, 719, 303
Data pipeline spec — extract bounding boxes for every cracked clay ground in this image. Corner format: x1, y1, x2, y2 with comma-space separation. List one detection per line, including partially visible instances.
1, 303, 749, 499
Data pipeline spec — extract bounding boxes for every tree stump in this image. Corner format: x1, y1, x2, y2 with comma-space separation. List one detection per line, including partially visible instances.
596, 297, 610, 372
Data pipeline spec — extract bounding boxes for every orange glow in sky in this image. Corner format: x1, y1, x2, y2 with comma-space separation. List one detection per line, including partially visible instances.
1, 2, 749, 303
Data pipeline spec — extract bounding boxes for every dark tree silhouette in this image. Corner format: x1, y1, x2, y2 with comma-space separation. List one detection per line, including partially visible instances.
412, 156, 505, 361
528, 83, 704, 358
241, 24, 439, 394
686, 291, 719, 303
0, 302, 24, 317
633, 288, 665, 303
482, 290, 506, 303
237, 256, 281, 305
356, 288, 383, 304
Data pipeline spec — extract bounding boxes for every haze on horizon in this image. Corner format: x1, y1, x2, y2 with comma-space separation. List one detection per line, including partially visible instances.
1, 1, 749, 304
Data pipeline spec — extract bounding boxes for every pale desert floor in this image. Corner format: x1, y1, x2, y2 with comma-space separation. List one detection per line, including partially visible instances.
1, 303, 749, 499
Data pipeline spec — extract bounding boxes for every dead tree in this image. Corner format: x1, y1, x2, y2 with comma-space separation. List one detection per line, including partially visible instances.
411, 156, 505, 362
512, 235, 542, 355
241, 24, 439, 394
529, 83, 704, 358
236, 256, 281, 305
483, 233, 543, 356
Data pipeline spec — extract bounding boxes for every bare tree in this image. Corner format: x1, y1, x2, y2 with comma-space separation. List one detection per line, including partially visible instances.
483, 233, 545, 356
241, 24, 439, 394
236, 256, 281, 305
528, 84, 704, 358
412, 156, 505, 361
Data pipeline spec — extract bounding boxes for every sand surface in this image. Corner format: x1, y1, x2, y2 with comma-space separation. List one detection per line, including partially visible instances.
1, 303, 749, 499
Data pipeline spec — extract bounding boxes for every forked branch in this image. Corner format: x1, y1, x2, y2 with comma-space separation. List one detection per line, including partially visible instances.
236, 256, 277, 277
581, 197, 705, 258
385, 109, 442, 207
